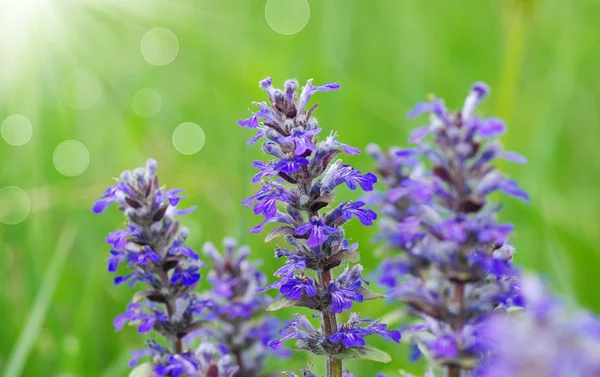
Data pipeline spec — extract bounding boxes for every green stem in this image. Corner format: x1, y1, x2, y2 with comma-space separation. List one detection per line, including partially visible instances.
496, 0, 536, 141
320, 269, 343, 377
166, 298, 183, 354
447, 366, 461, 377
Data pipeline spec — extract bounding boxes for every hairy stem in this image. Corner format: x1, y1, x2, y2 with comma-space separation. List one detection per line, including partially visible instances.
448, 282, 465, 377
447, 365, 461, 377
231, 320, 246, 377
320, 269, 343, 377
233, 348, 245, 377
166, 298, 183, 354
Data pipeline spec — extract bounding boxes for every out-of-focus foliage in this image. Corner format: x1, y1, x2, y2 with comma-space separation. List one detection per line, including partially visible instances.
1, 1, 599, 376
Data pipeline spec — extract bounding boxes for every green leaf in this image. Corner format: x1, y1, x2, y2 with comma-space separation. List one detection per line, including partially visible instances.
266, 294, 319, 311
266, 296, 299, 311
129, 362, 154, 377
358, 287, 386, 301
328, 249, 360, 264
333, 346, 392, 363
1, 226, 78, 377
265, 226, 296, 242
132, 289, 164, 303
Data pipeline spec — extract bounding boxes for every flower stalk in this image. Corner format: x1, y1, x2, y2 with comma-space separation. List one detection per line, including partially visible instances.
369, 82, 529, 375
94, 160, 237, 377
238, 77, 400, 377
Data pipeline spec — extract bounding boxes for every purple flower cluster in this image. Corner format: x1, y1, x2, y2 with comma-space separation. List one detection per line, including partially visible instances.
94, 160, 273, 377
201, 238, 287, 377
369, 83, 528, 375
238, 78, 399, 377
479, 276, 600, 377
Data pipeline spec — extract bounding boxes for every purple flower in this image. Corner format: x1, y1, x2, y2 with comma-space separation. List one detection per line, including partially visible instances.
328, 266, 366, 313
238, 78, 394, 372
475, 117, 506, 138
321, 134, 362, 156
297, 79, 341, 111
365, 321, 401, 343
330, 313, 400, 347
114, 302, 168, 333
128, 341, 167, 367
280, 276, 318, 300
96, 159, 240, 376
278, 127, 321, 155
126, 246, 161, 266
323, 162, 378, 191
424, 336, 459, 359
170, 265, 201, 287
274, 253, 307, 278
113, 270, 158, 287
479, 276, 600, 377
106, 230, 129, 249
238, 101, 278, 129
370, 82, 530, 375
268, 314, 317, 351
242, 182, 294, 219
251, 160, 281, 184
330, 324, 369, 347
295, 217, 339, 248
155, 353, 199, 376
275, 156, 310, 175
92, 186, 121, 214
328, 201, 378, 226
200, 238, 284, 374
168, 240, 199, 261
106, 250, 125, 272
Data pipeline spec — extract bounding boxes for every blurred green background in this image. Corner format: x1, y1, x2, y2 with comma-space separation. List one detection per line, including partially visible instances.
1, 0, 600, 376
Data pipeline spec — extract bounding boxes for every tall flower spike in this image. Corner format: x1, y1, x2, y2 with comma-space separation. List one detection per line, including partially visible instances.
238, 78, 399, 377
94, 159, 232, 376
479, 275, 600, 377
369, 83, 528, 377
200, 238, 288, 377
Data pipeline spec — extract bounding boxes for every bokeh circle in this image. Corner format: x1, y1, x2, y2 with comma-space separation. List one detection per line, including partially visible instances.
172, 122, 206, 155
0, 186, 31, 225
141, 28, 180, 66
53, 140, 90, 177
60, 69, 102, 110
1, 114, 33, 146
265, 0, 311, 35
132, 88, 162, 118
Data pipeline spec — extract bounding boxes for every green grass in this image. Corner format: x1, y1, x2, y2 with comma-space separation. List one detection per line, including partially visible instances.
1, 0, 600, 376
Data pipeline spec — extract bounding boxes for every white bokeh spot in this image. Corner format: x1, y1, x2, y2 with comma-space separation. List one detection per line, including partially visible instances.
141, 28, 179, 66
132, 88, 162, 118
1, 114, 33, 146
172, 122, 206, 155
0, 186, 31, 225
60, 69, 102, 110
265, 0, 311, 35
53, 140, 90, 177
0, 242, 14, 276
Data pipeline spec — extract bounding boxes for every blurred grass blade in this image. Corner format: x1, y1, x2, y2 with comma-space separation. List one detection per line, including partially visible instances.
100, 351, 132, 377
2, 225, 78, 377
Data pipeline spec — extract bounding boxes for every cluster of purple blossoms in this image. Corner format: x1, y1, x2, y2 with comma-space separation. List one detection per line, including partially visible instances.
94, 160, 276, 377
201, 238, 288, 377
369, 83, 529, 376
479, 276, 600, 377
238, 77, 400, 377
